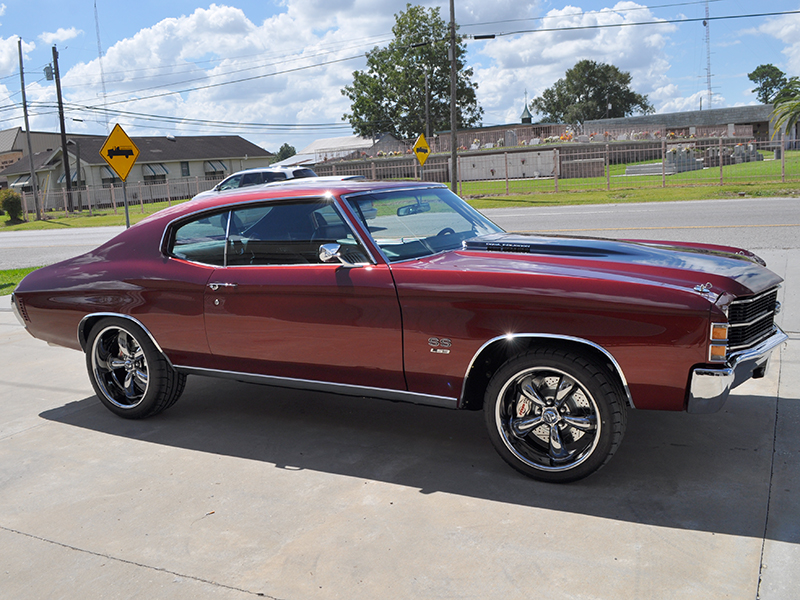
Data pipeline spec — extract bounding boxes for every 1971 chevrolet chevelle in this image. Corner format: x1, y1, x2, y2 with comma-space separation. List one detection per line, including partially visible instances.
11, 180, 787, 482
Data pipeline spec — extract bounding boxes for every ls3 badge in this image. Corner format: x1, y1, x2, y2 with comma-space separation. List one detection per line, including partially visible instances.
428, 337, 452, 354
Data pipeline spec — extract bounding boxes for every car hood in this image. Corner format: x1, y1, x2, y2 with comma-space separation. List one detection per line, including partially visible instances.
452, 233, 781, 298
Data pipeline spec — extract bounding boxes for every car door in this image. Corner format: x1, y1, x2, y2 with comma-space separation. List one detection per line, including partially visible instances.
202, 199, 405, 390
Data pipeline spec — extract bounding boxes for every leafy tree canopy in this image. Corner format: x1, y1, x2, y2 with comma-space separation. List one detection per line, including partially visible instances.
748, 64, 788, 104
531, 60, 654, 124
342, 3, 482, 140
275, 143, 296, 162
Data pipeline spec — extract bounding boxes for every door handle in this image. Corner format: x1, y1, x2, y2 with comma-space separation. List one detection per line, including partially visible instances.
207, 282, 238, 291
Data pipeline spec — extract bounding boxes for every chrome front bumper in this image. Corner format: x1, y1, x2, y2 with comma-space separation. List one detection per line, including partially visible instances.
688, 327, 788, 414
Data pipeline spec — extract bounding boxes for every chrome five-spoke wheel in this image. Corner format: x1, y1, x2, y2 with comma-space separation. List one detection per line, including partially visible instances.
484, 348, 626, 483
91, 326, 150, 409
85, 317, 186, 419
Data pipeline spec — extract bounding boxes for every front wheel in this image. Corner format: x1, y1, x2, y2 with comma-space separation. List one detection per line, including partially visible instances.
85, 317, 186, 419
484, 348, 626, 483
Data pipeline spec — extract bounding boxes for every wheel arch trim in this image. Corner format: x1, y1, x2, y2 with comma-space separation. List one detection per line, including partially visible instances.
461, 334, 635, 409
78, 313, 173, 368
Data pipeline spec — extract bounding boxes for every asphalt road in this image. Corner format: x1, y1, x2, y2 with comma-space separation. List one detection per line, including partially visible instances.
0, 226, 125, 270
484, 196, 800, 249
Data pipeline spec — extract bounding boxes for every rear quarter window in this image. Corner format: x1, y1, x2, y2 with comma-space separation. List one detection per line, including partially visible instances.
170, 212, 229, 265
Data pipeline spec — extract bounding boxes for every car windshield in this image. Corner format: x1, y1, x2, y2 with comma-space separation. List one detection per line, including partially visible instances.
345, 187, 502, 262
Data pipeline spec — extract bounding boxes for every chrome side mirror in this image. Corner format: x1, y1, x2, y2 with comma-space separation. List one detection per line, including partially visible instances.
319, 243, 365, 268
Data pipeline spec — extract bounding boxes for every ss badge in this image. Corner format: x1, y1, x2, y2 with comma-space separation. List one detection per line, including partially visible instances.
428, 337, 452, 354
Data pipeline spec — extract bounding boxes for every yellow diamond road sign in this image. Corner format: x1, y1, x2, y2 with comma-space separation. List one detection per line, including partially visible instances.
413, 134, 431, 166
100, 124, 140, 181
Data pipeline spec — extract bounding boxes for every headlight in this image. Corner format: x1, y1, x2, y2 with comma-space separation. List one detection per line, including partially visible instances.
709, 323, 728, 362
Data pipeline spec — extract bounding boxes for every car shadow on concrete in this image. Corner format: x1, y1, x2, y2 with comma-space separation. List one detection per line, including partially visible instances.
40, 374, 787, 542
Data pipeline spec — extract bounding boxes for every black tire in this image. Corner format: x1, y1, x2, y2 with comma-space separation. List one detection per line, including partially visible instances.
85, 317, 186, 419
484, 348, 626, 483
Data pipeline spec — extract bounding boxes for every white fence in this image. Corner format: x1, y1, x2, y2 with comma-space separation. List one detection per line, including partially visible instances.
21, 176, 219, 216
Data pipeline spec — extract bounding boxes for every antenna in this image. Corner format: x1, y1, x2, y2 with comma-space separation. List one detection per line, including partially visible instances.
704, 0, 712, 108
94, 0, 109, 132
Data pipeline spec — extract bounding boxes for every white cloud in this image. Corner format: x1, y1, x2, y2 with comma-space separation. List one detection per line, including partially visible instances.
39, 27, 83, 45
0, 35, 34, 76
54, 3, 404, 149
20, 0, 749, 149
473, 2, 677, 123
757, 11, 800, 75
657, 90, 708, 113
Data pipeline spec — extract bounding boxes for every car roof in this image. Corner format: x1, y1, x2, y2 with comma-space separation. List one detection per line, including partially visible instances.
225, 165, 311, 176
144, 179, 449, 229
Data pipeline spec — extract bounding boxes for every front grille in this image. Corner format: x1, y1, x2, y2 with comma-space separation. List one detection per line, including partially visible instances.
727, 287, 779, 354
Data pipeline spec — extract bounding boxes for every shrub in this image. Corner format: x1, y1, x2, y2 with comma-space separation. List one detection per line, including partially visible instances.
0, 189, 23, 222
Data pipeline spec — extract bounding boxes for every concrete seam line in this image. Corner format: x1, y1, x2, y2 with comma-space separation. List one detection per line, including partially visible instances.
755, 347, 784, 599
0, 525, 282, 599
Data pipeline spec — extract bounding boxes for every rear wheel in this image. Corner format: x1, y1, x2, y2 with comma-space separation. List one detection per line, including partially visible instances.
484, 348, 626, 483
85, 318, 186, 419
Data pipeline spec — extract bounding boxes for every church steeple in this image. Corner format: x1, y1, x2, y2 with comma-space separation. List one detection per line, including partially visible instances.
520, 90, 532, 124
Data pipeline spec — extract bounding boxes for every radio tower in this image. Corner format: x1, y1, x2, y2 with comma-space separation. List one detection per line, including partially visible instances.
94, 0, 109, 132
703, 0, 712, 108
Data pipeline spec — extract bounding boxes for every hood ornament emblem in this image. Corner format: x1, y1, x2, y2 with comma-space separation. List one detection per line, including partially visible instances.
694, 282, 713, 294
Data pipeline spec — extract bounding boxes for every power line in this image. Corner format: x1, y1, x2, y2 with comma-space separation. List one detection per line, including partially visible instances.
459, 0, 729, 30
489, 9, 800, 38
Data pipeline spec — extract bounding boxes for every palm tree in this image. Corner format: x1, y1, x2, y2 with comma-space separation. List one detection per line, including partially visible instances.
772, 97, 800, 136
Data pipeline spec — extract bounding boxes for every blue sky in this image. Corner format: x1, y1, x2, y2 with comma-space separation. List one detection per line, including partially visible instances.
1, 0, 799, 153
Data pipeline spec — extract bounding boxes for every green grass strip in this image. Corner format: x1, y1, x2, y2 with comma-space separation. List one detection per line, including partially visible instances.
0, 266, 40, 296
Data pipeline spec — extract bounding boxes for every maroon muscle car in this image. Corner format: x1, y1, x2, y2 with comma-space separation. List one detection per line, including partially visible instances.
11, 180, 787, 482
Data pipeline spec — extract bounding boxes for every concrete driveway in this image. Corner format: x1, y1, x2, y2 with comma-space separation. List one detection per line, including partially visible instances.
1, 223, 798, 599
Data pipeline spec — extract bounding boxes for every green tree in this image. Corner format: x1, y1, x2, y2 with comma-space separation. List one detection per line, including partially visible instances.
342, 3, 482, 140
531, 60, 654, 124
748, 64, 788, 104
275, 143, 296, 162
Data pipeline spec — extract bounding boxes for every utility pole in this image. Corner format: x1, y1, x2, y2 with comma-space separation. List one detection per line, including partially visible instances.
704, 0, 712, 108
18, 38, 41, 220
449, 0, 458, 193
425, 72, 431, 141
52, 45, 72, 212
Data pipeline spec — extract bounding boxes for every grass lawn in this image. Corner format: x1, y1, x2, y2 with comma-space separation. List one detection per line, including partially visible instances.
461, 150, 800, 206
0, 266, 40, 296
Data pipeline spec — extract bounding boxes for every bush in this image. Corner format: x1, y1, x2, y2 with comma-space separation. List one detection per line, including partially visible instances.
0, 189, 23, 222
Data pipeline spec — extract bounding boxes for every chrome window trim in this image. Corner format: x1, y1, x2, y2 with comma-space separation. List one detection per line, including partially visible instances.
161, 194, 378, 268
461, 333, 635, 409
173, 365, 458, 409
77, 312, 174, 368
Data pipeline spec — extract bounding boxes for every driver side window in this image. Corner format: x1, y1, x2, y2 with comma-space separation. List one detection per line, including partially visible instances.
227, 200, 367, 266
